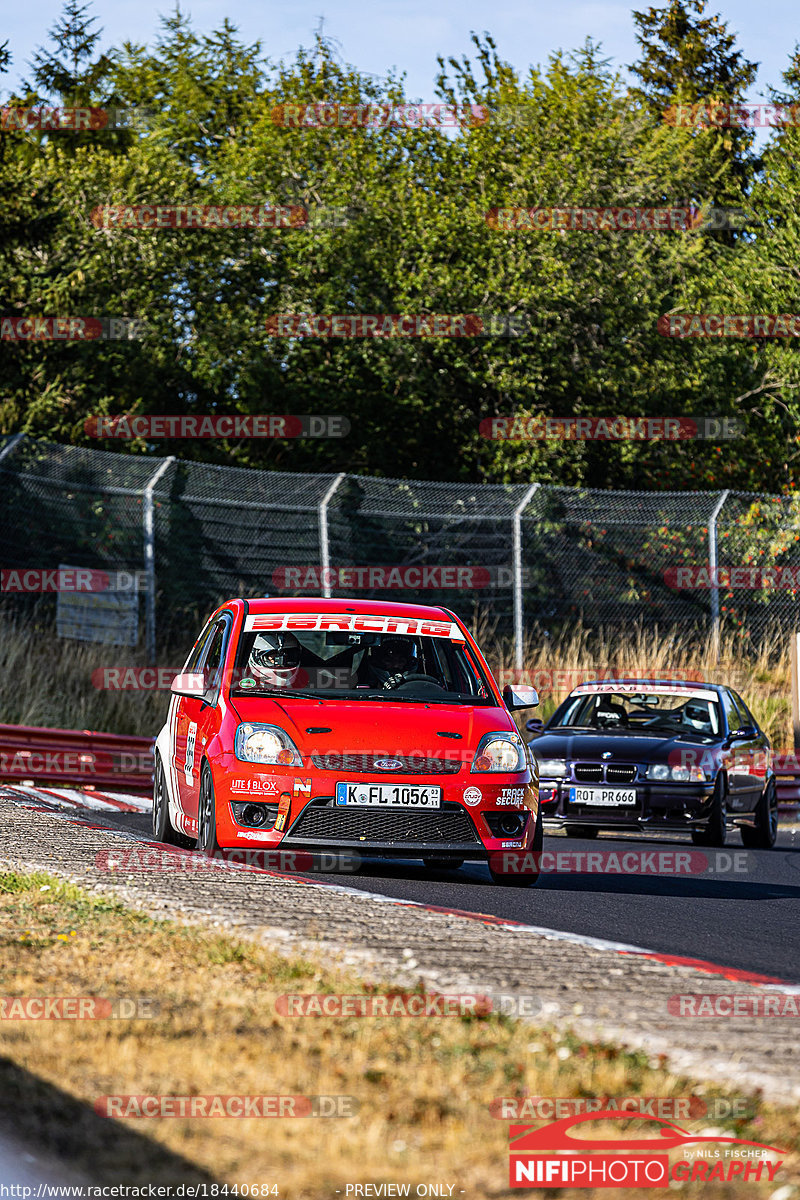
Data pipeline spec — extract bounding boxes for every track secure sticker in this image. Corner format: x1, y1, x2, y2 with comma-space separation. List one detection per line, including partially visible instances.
184, 722, 197, 785
497, 787, 525, 805
463, 786, 482, 806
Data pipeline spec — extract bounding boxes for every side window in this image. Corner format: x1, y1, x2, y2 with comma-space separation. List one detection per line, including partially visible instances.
721, 690, 743, 735
732, 691, 757, 731
184, 621, 215, 673
198, 615, 232, 704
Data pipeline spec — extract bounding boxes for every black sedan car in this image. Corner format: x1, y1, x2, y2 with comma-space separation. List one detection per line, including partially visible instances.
527, 679, 777, 847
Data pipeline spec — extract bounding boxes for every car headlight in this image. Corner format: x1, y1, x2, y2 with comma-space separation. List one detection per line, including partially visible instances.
536, 758, 567, 778
471, 732, 526, 773
234, 723, 302, 766
646, 763, 708, 783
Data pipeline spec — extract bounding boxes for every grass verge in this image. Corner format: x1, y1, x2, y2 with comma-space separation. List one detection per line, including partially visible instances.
0, 868, 798, 1197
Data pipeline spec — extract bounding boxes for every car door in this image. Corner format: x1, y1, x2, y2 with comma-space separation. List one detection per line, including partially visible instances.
720, 688, 755, 811
174, 614, 232, 826
731, 690, 768, 811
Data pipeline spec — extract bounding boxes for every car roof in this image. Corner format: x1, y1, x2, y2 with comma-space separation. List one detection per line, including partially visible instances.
229, 596, 456, 623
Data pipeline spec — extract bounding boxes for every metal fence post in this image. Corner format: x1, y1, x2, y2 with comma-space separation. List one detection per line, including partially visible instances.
513, 483, 541, 674
143, 457, 175, 663
709, 489, 730, 665
0, 432, 25, 463
318, 473, 346, 598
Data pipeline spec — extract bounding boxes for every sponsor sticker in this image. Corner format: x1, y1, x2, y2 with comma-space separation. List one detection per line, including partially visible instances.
244, 613, 465, 640
463, 786, 482, 806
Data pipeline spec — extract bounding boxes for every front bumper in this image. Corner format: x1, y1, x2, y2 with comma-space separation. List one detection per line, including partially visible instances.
540, 779, 716, 829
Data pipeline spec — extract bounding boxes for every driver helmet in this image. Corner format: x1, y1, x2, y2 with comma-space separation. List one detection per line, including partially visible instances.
369, 636, 417, 684
247, 632, 301, 689
683, 700, 712, 732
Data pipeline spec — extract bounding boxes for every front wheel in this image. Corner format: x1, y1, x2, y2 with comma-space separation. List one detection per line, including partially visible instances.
740, 778, 778, 849
489, 806, 543, 887
691, 775, 727, 847
152, 756, 194, 847
198, 764, 222, 856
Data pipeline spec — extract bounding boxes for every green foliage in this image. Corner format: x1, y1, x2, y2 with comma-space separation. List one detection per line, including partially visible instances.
1, 2, 799, 490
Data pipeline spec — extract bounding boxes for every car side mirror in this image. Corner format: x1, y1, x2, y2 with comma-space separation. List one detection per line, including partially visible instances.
526, 717, 543, 734
503, 684, 539, 711
170, 671, 205, 698
735, 724, 757, 739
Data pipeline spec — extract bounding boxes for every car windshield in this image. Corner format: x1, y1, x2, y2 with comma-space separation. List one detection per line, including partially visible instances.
230, 626, 494, 705
550, 689, 721, 735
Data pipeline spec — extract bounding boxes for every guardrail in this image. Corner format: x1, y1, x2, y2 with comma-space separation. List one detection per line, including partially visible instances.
0, 723, 154, 794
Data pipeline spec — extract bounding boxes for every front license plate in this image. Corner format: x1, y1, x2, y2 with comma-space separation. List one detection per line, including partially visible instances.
335, 782, 442, 808
568, 787, 637, 807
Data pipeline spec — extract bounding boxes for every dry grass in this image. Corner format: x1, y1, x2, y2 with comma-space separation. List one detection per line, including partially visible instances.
0, 608, 793, 749
0, 869, 797, 1197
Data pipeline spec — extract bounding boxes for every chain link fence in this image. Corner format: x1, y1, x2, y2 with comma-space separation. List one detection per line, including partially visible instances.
1, 435, 798, 661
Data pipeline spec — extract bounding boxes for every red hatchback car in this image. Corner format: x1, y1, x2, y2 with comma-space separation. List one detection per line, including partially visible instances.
153, 598, 542, 885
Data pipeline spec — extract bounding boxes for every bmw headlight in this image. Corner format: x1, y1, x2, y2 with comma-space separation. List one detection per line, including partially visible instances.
471, 732, 526, 773
234, 723, 302, 766
536, 758, 567, 778
646, 763, 708, 783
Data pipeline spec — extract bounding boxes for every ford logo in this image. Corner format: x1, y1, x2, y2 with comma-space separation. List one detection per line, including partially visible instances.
373, 758, 403, 770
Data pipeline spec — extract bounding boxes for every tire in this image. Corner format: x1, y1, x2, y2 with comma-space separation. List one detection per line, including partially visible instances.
691, 774, 727, 847
152, 756, 194, 848
198, 763, 222, 856
489, 806, 543, 887
423, 857, 464, 871
740, 778, 778, 849
565, 825, 599, 839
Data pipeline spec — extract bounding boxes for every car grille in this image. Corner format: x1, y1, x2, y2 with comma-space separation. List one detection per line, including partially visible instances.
310, 753, 462, 775
286, 801, 480, 844
574, 762, 637, 784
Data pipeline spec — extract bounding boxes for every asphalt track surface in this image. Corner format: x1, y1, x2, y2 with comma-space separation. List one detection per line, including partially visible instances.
103, 808, 800, 985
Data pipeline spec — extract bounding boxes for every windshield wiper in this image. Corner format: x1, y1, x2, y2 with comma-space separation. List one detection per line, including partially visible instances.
232, 686, 329, 701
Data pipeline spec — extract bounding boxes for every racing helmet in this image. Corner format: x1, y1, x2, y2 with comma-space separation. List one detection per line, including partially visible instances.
247, 632, 301, 689
683, 700, 712, 732
369, 636, 417, 684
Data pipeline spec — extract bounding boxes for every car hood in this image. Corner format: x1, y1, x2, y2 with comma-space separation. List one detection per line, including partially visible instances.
229, 696, 513, 761
528, 729, 716, 761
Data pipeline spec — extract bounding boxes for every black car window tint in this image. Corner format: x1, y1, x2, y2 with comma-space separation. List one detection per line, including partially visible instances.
184, 620, 215, 673
721, 690, 743, 733
731, 691, 757, 729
